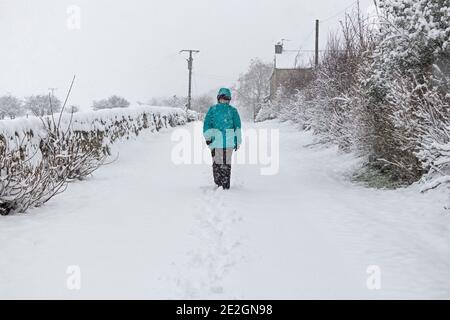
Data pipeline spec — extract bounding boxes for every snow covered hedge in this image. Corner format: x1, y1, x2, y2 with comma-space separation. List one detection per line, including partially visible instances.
258, 0, 450, 191
0, 106, 197, 215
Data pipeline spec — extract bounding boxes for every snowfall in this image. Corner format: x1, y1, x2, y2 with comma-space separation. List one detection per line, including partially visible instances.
1, 120, 450, 299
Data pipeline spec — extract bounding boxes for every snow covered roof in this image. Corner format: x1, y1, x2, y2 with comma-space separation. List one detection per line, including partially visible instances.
275, 50, 315, 69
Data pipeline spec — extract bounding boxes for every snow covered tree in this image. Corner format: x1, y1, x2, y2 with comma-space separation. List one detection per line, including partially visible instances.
0, 95, 24, 119
148, 95, 187, 108
235, 58, 272, 121
191, 94, 214, 113
66, 105, 79, 113
92, 95, 130, 110
168, 95, 187, 108
24, 94, 61, 116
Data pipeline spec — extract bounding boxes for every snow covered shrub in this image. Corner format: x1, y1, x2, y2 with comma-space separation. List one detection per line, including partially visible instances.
413, 79, 450, 191
292, 14, 373, 151
186, 109, 200, 122
287, 90, 316, 130
255, 100, 277, 122
380, 72, 450, 189
0, 133, 67, 215
372, 73, 425, 182
375, 0, 450, 79
255, 87, 291, 122
0, 108, 105, 215
278, 94, 300, 123
39, 115, 107, 182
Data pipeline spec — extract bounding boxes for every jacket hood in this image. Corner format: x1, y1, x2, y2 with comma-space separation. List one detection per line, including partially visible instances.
217, 88, 232, 100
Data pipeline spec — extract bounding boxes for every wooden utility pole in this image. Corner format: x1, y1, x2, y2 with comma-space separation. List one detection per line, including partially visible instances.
48, 87, 57, 97
315, 19, 319, 68
180, 49, 200, 110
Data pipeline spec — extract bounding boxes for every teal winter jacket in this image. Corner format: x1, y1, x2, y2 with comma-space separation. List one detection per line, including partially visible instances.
203, 89, 242, 150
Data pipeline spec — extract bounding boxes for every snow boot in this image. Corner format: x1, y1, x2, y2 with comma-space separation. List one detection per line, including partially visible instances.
221, 164, 231, 189
211, 148, 233, 189
212, 162, 222, 187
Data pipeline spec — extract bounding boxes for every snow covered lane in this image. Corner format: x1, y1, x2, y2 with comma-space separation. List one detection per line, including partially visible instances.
0, 121, 449, 299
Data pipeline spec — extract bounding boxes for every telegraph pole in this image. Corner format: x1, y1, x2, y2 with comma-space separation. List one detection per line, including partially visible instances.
48, 87, 57, 97
180, 49, 200, 110
315, 19, 319, 68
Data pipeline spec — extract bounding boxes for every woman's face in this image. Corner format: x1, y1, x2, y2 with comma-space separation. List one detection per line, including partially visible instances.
219, 98, 230, 104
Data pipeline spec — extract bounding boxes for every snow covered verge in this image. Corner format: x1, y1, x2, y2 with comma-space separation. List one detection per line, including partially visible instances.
0, 106, 198, 215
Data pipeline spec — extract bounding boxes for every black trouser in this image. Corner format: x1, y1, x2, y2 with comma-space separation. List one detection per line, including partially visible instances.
211, 148, 233, 189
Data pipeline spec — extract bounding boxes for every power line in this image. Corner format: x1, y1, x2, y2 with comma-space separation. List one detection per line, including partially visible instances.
291, 2, 355, 66
286, 49, 347, 52
287, 0, 360, 67
299, 30, 315, 48
294, 29, 315, 67
321, 0, 358, 23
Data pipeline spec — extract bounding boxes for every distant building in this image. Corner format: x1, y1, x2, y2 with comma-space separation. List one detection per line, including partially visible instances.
269, 67, 313, 100
268, 47, 314, 101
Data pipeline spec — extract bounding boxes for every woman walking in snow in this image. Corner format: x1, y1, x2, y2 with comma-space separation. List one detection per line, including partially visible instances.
203, 88, 242, 189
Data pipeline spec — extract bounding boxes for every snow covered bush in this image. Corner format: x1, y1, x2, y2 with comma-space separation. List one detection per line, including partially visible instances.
375, 0, 450, 79
414, 79, 450, 191
186, 109, 200, 122
275, 12, 374, 152
0, 142, 67, 216
256, 86, 295, 123
0, 105, 195, 215
255, 100, 277, 122
382, 73, 450, 188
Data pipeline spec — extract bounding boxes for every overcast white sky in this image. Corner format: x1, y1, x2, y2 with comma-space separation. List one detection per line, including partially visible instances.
0, 0, 373, 109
